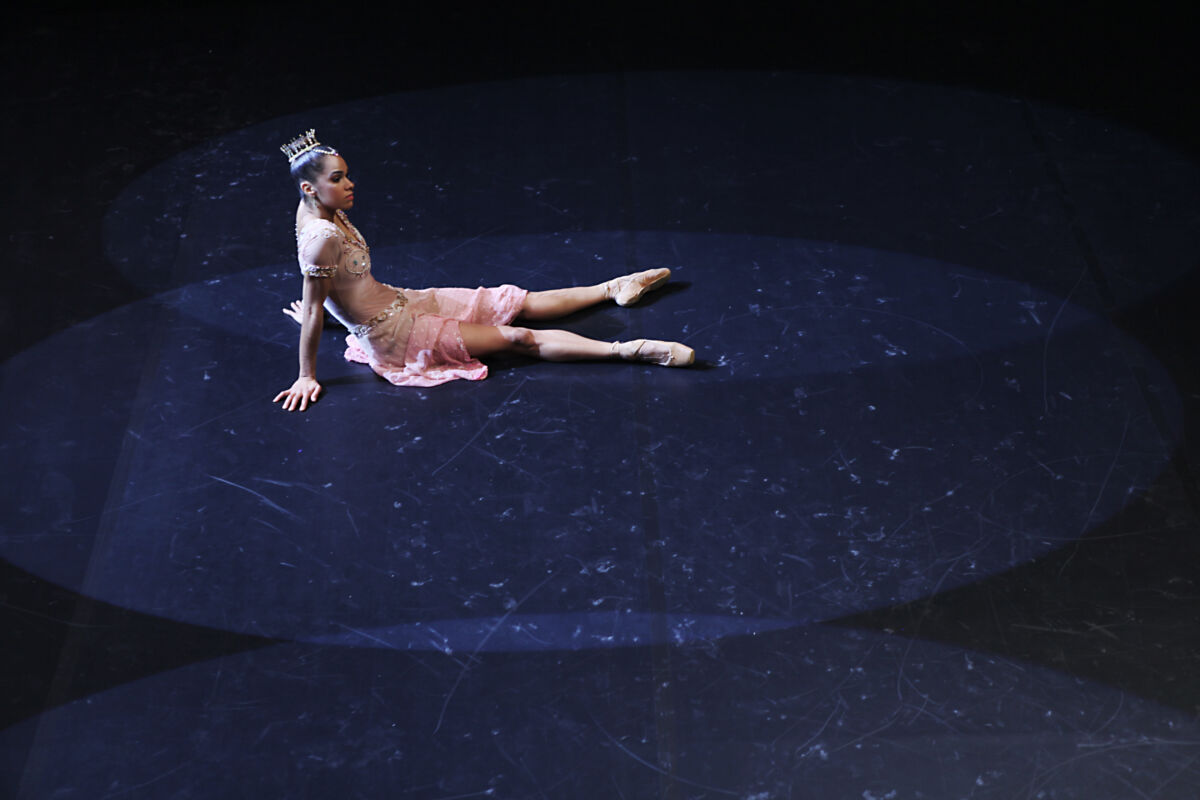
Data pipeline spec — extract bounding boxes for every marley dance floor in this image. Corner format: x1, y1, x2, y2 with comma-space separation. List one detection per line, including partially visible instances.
4, 12, 1200, 800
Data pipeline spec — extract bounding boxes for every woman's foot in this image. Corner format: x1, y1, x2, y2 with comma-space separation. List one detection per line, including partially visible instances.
611, 338, 695, 367
604, 268, 671, 307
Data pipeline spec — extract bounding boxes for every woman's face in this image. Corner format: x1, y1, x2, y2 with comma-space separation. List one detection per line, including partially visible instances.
306, 155, 355, 211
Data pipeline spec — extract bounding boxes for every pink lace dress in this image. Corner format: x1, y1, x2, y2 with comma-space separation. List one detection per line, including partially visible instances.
296, 211, 527, 387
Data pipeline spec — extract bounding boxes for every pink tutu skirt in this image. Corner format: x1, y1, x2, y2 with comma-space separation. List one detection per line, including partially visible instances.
343, 284, 527, 387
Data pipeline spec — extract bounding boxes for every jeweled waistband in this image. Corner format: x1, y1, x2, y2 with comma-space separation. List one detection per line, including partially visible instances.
349, 290, 407, 338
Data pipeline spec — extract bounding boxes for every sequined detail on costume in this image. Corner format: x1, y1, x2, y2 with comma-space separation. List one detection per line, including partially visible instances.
295, 213, 371, 278
300, 263, 336, 278
296, 221, 339, 277
335, 210, 371, 276
349, 290, 408, 338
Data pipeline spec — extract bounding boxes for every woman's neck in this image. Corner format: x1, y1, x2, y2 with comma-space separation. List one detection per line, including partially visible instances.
297, 200, 339, 225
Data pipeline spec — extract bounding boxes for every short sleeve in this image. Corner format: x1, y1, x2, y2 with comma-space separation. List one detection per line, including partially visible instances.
297, 220, 341, 278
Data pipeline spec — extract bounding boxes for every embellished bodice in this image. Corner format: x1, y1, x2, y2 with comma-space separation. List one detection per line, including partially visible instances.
294, 210, 406, 332
296, 210, 371, 278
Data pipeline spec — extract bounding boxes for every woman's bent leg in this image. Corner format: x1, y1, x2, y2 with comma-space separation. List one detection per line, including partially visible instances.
460, 323, 694, 367
460, 324, 614, 361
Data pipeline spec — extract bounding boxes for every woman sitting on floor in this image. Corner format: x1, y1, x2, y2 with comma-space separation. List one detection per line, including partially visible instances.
274, 130, 694, 412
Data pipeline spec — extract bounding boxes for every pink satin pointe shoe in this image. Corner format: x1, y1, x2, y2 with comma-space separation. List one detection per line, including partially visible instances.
611, 339, 695, 367
604, 268, 671, 307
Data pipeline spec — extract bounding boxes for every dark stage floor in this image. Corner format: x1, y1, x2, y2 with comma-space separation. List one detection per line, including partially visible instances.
3, 5, 1200, 799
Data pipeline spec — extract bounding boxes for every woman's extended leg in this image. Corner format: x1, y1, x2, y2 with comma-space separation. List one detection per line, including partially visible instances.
518, 284, 609, 321
518, 267, 672, 320
460, 323, 694, 366
283, 269, 675, 324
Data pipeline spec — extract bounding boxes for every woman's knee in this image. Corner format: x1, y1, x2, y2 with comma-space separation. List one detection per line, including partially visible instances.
499, 326, 538, 354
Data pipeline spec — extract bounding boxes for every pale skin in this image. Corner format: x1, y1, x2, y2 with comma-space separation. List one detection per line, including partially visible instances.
274, 154, 689, 411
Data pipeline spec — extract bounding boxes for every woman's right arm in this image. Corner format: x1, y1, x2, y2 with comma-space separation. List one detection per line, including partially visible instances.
275, 225, 339, 411
274, 275, 332, 411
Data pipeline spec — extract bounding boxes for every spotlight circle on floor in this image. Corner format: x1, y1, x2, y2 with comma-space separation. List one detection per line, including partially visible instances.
0, 229, 1180, 643
5, 629, 1198, 798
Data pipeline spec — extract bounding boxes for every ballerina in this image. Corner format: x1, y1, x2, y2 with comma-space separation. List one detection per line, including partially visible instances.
273, 130, 694, 411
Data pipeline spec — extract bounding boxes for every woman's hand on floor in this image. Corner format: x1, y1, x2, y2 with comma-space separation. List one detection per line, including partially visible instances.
273, 377, 323, 412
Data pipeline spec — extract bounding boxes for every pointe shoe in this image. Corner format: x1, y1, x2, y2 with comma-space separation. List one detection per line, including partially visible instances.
612, 339, 695, 367
605, 268, 671, 307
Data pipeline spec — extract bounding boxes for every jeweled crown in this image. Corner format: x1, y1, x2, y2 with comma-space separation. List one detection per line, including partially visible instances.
280, 129, 338, 162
